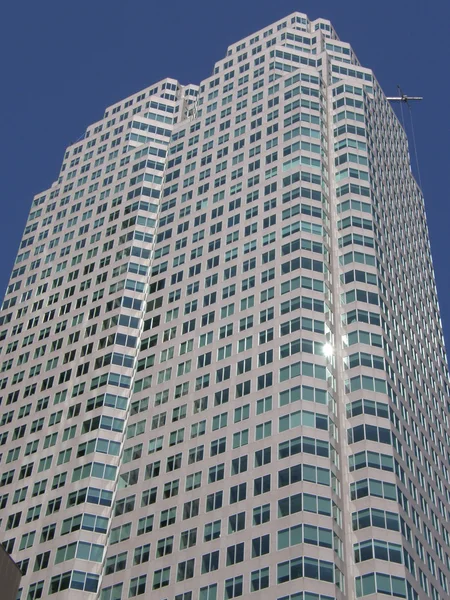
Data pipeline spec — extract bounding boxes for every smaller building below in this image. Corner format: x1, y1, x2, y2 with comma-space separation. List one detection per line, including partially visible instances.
0, 545, 21, 600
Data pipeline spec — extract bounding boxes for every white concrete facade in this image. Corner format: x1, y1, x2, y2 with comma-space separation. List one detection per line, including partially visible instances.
0, 12, 449, 600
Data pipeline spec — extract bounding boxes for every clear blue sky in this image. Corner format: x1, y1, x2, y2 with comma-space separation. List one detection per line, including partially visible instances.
1, 0, 449, 343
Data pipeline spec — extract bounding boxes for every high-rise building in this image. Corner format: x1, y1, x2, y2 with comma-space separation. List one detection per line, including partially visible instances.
0, 10, 449, 600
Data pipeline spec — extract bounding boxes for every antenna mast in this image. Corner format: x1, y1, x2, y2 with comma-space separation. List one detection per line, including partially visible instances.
387, 85, 423, 103
387, 86, 423, 189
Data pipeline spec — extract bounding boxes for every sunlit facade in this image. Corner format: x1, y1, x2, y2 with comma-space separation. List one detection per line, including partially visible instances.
0, 12, 449, 600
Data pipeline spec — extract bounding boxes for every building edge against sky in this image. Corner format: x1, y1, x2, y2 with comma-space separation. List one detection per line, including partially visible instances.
0, 10, 449, 600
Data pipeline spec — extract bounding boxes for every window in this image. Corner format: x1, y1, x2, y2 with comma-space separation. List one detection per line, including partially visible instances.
133, 544, 150, 566
194, 397, 208, 414
202, 550, 220, 574
46, 497, 61, 515
186, 471, 202, 491
236, 380, 251, 398
33, 550, 50, 572
156, 536, 173, 558
256, 396, 272, 414
160, 507, 176, 528
234, 404, 249, 422
163, 479, 179, 498
177, 558, 195, 581
231, 454, 248, 477
211, 437, 226, 456
204, 520, 221, 542
212, 412, 228, 430
40, 523, 56, 543
188, 445, 204, 464
175, 593, 192, 600
180, 528, 197, 549
183, 498, 200, 519
355, 572, 406, 598
26, 504, 42, 524
255, 447, 272, 467
199, 584, 217, 600
251, 567, 269, 591
129, 575, 146, 597
214, 389, 229, 405
166, 453, 182, 471
354, 539, 402, 564
209, 463, 225, 483
230, 483, 247, 504
152, 567, 170, 590
237, 357, 252, 374
105, 552, 127, 575
226, 542, 244, 565
256, 421, 272, 440
233, 429, 248, 448
229, 511, 246, 533
277, 556, 334, 585
206, 490, 223, 512
169, 428, 185, 446
254, 474, 271, 495
27, 581, 44, 599
237, 336, 252, 352
224, 576, 243, 599
55, 541, 104, 565
352, 507, 400, 532
136, 515, 154, 535
253, 503, 270, 525
252, 533, 270, 557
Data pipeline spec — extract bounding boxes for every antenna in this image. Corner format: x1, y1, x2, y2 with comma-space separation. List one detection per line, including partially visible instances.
388, 86, 423, 190
387, 85, 423, 103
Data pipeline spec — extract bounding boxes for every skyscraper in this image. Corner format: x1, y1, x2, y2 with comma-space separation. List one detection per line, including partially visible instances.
0, 10, 449, 600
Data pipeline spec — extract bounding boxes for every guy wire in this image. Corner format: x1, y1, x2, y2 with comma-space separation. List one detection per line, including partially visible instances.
408, 103, 423, 191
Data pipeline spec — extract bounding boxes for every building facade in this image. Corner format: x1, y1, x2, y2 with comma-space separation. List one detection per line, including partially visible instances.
0, 11, 449, 600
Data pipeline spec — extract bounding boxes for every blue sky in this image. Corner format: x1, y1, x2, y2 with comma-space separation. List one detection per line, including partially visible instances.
1, 0, 449, 343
